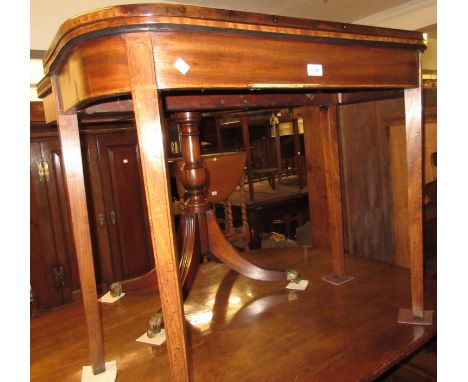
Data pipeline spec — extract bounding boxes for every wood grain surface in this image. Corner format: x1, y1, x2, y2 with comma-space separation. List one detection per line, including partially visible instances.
318, 105, 347, 276
37, 5, 428, 381
153, 30, 419, 90
52, 78, 105, 374
301, 106, 330, 249
43, 3, 425, 74
125, 32, 190, 382
31, 247, 436, 382
403, 84, 425, 318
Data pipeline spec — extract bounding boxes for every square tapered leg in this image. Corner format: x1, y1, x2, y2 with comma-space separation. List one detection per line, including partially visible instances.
397, 308, 433, 325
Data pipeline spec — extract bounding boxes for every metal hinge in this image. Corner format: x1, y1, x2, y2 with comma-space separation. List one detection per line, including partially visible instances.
110, 210, 117, 225
37, 161, 50, 181
53, 266, 65, 289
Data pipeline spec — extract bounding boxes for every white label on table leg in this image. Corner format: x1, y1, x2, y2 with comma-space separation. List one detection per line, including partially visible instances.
81, 360, 117, 382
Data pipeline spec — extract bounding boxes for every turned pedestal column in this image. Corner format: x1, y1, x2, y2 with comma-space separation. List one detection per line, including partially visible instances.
175, 112, 209, 261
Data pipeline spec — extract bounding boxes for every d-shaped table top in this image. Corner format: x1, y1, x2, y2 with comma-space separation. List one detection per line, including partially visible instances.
38, 2, 426, 120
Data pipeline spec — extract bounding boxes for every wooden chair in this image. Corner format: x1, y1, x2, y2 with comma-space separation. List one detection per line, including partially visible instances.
173, 151, 250, 250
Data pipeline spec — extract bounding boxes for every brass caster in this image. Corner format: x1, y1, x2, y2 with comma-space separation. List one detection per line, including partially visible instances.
109, 282, 122, 297
286, 269, 301, 284
147, 313, 164, 338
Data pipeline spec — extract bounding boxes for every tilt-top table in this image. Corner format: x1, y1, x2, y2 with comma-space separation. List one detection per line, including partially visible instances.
37, 4, 431, 381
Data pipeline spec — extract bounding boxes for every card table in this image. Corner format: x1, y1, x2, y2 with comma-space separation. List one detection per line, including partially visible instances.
38, 4, 430, 381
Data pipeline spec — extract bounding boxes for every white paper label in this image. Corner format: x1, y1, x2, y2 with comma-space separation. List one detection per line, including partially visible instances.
307, 64, 323, 77
136, 329, 166, 346
81, 360, 117, 382
174, 58, 190, 75
98, 291, 125, 304
211, 191, 218, 196
286, 279, 309, 290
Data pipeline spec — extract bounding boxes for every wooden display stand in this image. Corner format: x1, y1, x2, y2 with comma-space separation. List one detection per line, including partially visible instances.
37, 3, 431, 380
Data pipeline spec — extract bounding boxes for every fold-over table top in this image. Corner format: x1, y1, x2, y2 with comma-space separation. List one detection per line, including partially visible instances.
40, 3, 426, 114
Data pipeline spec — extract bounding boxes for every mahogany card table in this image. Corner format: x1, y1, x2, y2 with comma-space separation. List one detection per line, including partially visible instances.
38, 4, 430, 381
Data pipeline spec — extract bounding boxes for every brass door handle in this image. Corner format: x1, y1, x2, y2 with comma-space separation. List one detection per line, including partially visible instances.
43, 161, 50, 181
37, 163, 45, 181
37, 161, 50, 181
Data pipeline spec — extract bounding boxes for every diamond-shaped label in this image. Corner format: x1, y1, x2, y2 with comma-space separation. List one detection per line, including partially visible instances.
174, 58, 190, 75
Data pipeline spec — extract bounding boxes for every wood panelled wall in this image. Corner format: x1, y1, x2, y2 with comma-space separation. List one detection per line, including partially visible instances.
298, 89, 436, 267
338, 98, 402, 264
337, 90, 436, 267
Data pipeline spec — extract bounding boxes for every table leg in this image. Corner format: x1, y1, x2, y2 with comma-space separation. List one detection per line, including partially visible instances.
398, 76, 432, 325
318, 106, 353, 285
269, 173, 276, 190
293, 117, 305, 190
126, 32, 191, 382
240, 115, 255, 201
302, 107, 330, 248
274, 121, 283, 185
249, 221, 263, 250
51, 77, 106, 375
215, 116, 224, 151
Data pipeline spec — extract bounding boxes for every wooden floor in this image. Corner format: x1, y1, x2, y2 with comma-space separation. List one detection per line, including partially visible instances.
30, 248, 436, 381
377, 337, 436, 381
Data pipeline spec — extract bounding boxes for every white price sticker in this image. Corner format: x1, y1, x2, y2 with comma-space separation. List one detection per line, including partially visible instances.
307, 64, 323, 77
286, 279, 309, 290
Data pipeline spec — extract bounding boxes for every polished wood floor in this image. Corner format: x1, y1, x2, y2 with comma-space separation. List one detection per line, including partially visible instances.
30, 248, 436, 381
378, 337, 436, 381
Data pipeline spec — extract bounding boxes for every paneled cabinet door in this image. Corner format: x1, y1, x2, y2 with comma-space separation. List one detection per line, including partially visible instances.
30, 138, 78, 311
95, 131, 154, 282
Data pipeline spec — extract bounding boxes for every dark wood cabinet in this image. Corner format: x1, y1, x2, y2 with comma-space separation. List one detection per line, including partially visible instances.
337, 89, 437, 267
30, 103, 154, 312
87, 130, 154, 282
337, 99, 397, 264
30, 137, 78, 310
